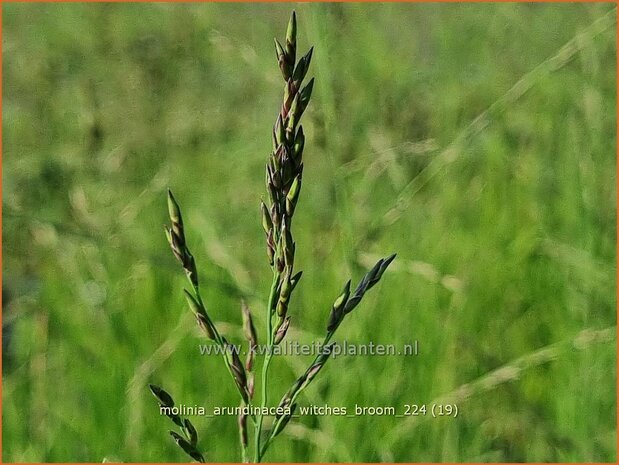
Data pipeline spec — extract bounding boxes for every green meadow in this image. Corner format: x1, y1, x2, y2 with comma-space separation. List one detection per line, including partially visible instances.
2, 2, 616, 462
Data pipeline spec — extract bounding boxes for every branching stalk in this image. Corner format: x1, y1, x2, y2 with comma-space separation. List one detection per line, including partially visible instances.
150, 11, 395, 463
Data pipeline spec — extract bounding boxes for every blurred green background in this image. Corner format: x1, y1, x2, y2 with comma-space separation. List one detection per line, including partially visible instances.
2, 2, 617, 462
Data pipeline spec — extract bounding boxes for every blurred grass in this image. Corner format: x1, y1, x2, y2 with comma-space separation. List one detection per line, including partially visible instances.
2, 2, 616, 462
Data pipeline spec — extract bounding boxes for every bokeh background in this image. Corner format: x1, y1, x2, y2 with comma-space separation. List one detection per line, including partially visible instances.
2, 2, 617, 462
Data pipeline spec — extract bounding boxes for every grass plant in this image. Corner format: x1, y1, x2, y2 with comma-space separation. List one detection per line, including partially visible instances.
151, 12, 395, 462
2, 3, 615, 462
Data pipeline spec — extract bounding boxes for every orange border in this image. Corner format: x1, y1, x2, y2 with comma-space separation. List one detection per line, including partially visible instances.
616, 4, 618, 465
0, 1, 616, 465
0, 0, 616, 3
1, 1, 4, 463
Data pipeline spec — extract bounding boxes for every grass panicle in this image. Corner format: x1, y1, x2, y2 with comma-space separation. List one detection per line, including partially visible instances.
149, 384, 205, 463
150, 11, 395, 463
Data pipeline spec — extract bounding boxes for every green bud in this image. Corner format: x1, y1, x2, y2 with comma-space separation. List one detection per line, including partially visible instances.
185, 254, 199, 288
280, 272, 292, 300
166, 227, 184, 264
276, 299, 288, 318
261, 201, 272, 235
283, 79, 294, 114
292, 46, 314, 85
333, 280, 351, 312
275, 116, 286, 145
366, 258, 384, 286
327, 281, 351, 332
287, 93, 300, 131
327, 307, 341, 333
280, 221, 289, 253
281, 221, 295, 267
274, 38, 285, 61
186, 292, 216, 341
373, 253, 397, 285
274, 38, 291, 80
167, 189, 182, 224
293, 126, 305, 161
285, 11, 297, 63
286, 175, 302, 216
299, 78, 314, 109
289, 270, 302, 292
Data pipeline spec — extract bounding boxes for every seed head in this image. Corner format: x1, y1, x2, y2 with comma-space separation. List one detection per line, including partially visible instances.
273, 403, 297, 437
166, 190, 199, 287
170, 431, 205, 463
149, 384, 182, 426
182, 418, 198, 447
274, 316, 291, 345
301, 342, 335, 390
149, 384, 174, 408
184, 290, 216, 340
241, 301, 258, 349
224, 339, 249, 404
344, 254, 397, 315
241, 301, 258, 371
327, 280, 351, 332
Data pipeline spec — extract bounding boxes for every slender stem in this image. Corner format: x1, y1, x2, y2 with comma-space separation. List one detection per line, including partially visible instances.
260, 330, 335, 457
254, 270, 280, 462
241, 444, 249, 463
256, 352, 273, 462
